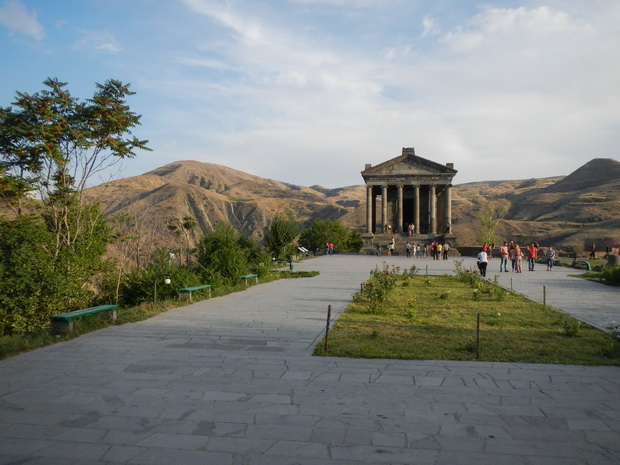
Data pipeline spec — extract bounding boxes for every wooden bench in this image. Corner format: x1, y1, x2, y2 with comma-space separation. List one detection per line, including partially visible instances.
177, 284, 211, 302
241, 274, 258, 286
50, 304, 118, 333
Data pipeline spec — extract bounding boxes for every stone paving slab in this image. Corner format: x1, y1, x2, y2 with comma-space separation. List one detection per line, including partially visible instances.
0, 255, 619, 464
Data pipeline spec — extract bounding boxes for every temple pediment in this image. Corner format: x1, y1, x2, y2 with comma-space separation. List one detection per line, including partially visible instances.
361, 147, 457, 182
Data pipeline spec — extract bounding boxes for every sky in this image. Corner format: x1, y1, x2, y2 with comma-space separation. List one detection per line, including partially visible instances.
1, 0, 619, 188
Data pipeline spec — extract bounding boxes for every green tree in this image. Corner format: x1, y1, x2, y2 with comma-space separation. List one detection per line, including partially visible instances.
0, 77, 150, 255
195, 224, 270, 285
475, 198, 508, 246
299, 219, 361, 254
263, 213, 300, 261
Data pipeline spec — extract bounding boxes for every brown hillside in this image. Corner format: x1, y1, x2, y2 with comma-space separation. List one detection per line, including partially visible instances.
82, 158, 620, 252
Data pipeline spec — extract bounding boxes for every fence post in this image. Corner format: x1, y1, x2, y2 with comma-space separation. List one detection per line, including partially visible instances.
324, 304, 332, 352
476, 312, 481, 359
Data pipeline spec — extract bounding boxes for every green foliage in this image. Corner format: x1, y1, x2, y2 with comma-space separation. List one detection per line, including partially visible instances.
263, 213, 300, 261
195, 223, 270, 285
0, 211, 110, 336
0, 78, 150, 224
299, 218, 362, 253
600, 266, 620, 285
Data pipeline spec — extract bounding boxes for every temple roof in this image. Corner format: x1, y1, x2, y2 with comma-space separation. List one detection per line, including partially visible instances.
361, 148, 457, 182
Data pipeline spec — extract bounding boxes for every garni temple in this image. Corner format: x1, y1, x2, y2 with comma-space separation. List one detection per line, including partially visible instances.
360, 147, 458, 254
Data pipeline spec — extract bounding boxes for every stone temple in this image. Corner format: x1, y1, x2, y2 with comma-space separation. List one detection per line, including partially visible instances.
360, 147, 457, 254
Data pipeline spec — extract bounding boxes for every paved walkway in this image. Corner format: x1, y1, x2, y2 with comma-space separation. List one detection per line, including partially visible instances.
1, 255, 619, 465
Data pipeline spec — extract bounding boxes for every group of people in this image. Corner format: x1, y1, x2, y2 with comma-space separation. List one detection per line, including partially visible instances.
324, 242, 334, 255
478, 240, 557, 277
376, 240, 450, 259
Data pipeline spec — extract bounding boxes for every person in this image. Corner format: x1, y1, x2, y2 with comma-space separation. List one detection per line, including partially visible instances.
325, 243, 330, 255
527, 242, 538, 271
499, 242, 509, 272
387, 241, 394, 256
514, 245, 523, 273
510, 242, 517, 271
375, 243, 381, 256
590, 243, 596, 259
329, 242, 334, 255
443, 243, 450, 259
477, 248, 488, 277
407, 223, 413, 237
405, 242, 411, 258
387, 223, 392, 234
437, 243, 443, 260
445, 222, 451, 234
546, 246, 556, 271
488, 242, 495, 260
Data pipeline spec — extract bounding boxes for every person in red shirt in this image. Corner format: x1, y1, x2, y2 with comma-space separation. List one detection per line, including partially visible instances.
527, 242, 538, 271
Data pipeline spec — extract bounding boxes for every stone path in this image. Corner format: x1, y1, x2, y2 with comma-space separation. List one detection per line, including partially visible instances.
0, 255, 619, 464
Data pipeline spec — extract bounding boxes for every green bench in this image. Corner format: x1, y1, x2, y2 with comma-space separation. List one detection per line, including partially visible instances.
573, 260, 592, 271
241, 274, 258, 286
50, 304, 119, 333
177, 284, 211, 302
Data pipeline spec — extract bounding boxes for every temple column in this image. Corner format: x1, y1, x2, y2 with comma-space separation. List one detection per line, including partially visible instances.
397, 185, 403, 234
381, 185, 387, 233
444, 185, 452, 234
414, 185, 420, 235
366, 185, 373, 234
430, 185, 436, 234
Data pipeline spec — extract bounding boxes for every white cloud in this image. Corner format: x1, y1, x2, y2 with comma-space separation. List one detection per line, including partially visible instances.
0, 0, 44, 40
138, 1, 620, 187
73, 30, 121, 54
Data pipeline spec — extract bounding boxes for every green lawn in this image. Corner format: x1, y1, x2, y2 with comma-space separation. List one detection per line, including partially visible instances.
314, 271, 620, 365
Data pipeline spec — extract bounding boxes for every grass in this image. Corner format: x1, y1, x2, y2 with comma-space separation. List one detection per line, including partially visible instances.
314, 270, 620, 365
0, 270, 319, 360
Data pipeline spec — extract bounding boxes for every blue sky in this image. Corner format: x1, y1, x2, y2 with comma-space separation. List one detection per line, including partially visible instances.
1, 0, 618, 188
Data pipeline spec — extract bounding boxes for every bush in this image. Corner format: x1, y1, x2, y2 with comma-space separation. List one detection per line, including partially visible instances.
600, 266, 620, 285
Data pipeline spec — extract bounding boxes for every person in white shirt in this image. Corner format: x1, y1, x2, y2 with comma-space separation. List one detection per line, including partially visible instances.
477, 248, 489, 277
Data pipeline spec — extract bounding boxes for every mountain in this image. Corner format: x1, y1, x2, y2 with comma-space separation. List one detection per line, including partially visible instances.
84, 158, 620, 251
85, 160, 363, 242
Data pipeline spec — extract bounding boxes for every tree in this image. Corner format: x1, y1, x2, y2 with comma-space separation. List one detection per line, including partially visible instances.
299, 219, 362, 254
195, 224, 269, 284
167, 216, 198, 266
0, 77, 150, 256
263, 213, 300, 261
475, 198, 508, 246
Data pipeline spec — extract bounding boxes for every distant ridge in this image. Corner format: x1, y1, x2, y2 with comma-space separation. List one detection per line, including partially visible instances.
546, 158, 620, 193
82, 157, 620, 250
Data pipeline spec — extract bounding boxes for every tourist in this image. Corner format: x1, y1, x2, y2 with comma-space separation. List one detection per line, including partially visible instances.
488, 242, 495, 260
375, 243, 381, 256
514, 245, 523, 273
527, 242, 538, 271
510, 242, 517, 271
546, 246, 556, 271
325, 243, 330, 255
329, 242, 334, 255
590, 243, 596, 259
477, 248, 488, 277
405, 242, 411, 258
499, 242, 509, 272
387, 223, 392, 234
437, 243, 443, 260
387, 241, 394, 256
443, 243, 450, 259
